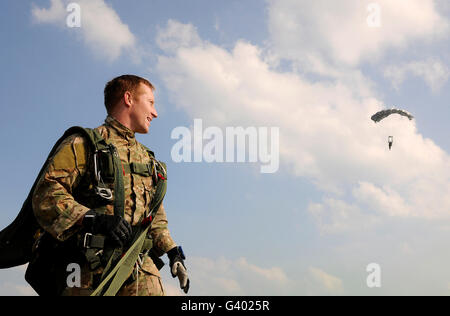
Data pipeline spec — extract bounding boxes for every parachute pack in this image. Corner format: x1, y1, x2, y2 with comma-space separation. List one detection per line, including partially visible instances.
0, 126, 167, 280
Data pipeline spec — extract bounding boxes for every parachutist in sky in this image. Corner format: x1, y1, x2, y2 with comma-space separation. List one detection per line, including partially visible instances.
388, 136, 393, 150
371, 108, 414, 151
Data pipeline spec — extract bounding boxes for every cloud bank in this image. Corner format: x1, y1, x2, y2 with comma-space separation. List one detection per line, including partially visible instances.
156, 17, 450, 227
384, 59, 450, 93
267, 0, 449, 70
32, 0, 136, 61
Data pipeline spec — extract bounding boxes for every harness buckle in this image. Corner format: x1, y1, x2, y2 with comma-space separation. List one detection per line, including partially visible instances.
82, 233, 105, 249
83, 233, 93, 249
93, 150, 113, 201
95, 186, 113, 200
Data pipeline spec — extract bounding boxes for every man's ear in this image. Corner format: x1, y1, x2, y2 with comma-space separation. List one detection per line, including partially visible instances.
124, 90, 133, 108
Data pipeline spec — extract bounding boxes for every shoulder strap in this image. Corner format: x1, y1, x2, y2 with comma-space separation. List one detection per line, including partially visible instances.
149, 160, 167, 217
69, 127, 125, 218
71, 127, 125, 218
139, 143, 156, 159
64, 126, 107, 151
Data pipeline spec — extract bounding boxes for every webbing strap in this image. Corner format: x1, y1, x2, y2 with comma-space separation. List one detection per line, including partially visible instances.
81, 129, 124, 218
122, 162, 152, 177
85, 248, 102, 270
90, 225, 150, 296
149, 161, 167, 216
90, 162, 167, 296
111, 145, 125, 218
76, 127, 109, 152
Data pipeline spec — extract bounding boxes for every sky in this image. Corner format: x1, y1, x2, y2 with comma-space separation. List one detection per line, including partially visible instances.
0, 0, 449, 296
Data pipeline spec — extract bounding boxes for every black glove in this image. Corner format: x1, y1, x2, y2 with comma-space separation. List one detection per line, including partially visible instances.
167, 246, 190, 294
83, 210, 132, 248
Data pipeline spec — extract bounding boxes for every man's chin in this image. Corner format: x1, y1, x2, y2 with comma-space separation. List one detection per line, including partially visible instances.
136, 125, 149, 134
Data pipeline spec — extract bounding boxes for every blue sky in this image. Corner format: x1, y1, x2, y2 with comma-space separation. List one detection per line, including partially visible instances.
0, 0, 449, 295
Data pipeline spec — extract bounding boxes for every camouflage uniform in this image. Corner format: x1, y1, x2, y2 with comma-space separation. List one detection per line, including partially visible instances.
32, 116, 176, 296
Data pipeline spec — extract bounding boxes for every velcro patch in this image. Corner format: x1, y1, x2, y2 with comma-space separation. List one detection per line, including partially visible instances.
53, 142, 86, 170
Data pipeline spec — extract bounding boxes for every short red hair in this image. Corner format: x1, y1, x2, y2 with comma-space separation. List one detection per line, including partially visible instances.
104, 75, 154, 114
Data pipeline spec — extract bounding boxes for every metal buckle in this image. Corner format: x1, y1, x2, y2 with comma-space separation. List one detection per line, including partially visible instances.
95, 186, 113, 200
83, 233, 93, 249
93, 151, 101, 182
93, 150, 113, 201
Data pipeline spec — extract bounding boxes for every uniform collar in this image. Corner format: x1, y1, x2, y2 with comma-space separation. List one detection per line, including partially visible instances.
105, 115, 136, 141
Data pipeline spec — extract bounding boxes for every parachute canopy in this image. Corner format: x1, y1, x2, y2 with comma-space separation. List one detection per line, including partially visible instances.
371, 108, 414, 123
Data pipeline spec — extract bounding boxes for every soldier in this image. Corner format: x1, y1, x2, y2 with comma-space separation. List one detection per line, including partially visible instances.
27, 74, 189, 296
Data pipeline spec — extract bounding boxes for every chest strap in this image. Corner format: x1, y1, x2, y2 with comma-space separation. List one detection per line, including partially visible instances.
123, 162, 151, 177
123, 160, 167, 184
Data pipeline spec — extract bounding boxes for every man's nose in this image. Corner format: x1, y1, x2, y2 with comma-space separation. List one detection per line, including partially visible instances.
152, 107, 158, 119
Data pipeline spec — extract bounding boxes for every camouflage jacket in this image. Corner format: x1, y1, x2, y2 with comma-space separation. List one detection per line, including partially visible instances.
32, 115, 176, 260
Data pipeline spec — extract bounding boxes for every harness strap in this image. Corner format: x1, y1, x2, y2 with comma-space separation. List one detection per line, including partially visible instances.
123, 162, 152, 177
85, 248, 102, 271
68, 127, 124, 218
110, 145, 125, 218
90, 161, 167, 296
91, 225, 150, 296
71, 127, 110, 159
83, 233, 104, 270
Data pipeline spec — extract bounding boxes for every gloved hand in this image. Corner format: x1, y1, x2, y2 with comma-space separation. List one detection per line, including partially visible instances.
83, 210, 132, 248
167, 246, 190, 294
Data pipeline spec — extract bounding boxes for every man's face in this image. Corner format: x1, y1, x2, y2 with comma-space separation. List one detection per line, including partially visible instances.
129, 83, 157, 134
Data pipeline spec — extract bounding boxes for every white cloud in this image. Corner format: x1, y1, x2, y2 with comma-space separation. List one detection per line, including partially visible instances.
0, 283, 37, 296
0, 265, 37, 296
353, 181, 412, 217
32, 0, 66, 25
183, 256, 290, 295
308, 198, 381, 234
162, 282, 185, 296
310, 173, 450, 232
267, 0, 449, 70
32, 0, 136, 61
309, 267, 344, 294
156, 20, 450, 221
156, 19, 203, 54
384, 59, 450, 93
236, 258, 289, 284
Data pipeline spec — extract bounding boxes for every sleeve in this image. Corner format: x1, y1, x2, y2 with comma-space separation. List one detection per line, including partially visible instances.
149, 202, 177, 256
32, 134, 91, 241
